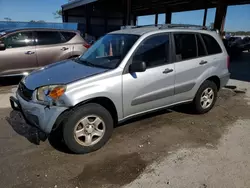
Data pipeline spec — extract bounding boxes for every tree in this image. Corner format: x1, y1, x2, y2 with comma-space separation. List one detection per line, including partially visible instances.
30, 20, 46, 23
53, 0, 72, 19
53, 9, 62, 19
4, 17, 12, 22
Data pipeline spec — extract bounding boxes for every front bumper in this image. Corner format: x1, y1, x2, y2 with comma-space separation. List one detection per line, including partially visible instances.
10, 93, 67, 134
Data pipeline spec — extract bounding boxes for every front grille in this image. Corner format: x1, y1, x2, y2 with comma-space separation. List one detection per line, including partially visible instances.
18, 82, 33, 101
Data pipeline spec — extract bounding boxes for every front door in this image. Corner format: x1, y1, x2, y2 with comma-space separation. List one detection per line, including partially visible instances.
0, 31, 37, 76
122, 33, 175, 118
35, 31, 72, 66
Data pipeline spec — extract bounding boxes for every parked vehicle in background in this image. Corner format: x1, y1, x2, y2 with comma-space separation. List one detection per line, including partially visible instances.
10, 24, 230, 154
0, 28, 89, 77
224, 36, 250, 58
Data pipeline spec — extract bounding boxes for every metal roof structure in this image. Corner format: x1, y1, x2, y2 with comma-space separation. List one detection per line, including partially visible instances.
62, 0, 97, 10
61, 0, 250, 37
62, 0, 250, 15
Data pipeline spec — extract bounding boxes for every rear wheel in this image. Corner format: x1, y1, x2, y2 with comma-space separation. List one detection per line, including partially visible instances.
63, 103, 113, 154
192, 80, 218, 114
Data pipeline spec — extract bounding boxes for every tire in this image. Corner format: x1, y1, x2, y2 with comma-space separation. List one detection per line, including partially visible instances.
192, 80, 218, 114
63, 103, 113, 154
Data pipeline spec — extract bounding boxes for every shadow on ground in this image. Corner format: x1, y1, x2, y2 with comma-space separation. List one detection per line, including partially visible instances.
229, 52, 250, 82
6, 110, 41, 145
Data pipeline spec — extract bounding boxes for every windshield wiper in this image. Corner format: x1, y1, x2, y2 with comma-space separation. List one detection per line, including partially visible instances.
74, 58, 110, 69
74, 58, 96, 67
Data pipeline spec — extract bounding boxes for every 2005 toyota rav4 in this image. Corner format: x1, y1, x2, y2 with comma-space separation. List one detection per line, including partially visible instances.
10, 25, 230, 154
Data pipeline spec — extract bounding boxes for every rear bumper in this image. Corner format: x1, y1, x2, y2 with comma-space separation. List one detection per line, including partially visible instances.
10, 93, 67, 134
220, 73, 230, 88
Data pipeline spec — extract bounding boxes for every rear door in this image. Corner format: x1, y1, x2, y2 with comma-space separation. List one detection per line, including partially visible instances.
61, 31, 86, 56
172, 32, 210, 102
35, 31, 72, 66
0, 31, 37, 76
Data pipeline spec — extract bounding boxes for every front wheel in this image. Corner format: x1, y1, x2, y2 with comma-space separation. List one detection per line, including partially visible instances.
192, 80, 218, 114
63, 103, 113, 154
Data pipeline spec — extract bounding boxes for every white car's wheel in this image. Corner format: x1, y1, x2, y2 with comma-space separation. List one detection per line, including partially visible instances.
63, 103, 113, 154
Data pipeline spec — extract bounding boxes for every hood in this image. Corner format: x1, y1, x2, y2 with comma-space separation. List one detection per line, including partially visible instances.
23, 59, 108, 90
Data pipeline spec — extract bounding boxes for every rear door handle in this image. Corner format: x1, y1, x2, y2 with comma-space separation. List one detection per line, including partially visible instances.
163, 68, 173, 74
25, 51, 35, 55
61, 47, 69, 51
199, 60, 208, 65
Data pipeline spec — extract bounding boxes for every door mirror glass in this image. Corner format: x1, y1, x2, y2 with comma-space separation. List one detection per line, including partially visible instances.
0, 41, 6, 51
129, 61, 146, 73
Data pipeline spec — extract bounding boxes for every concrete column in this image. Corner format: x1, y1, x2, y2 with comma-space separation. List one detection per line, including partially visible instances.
133, 15, 137, 26
126, 0, 131, 25
165, 12, 172, 24
155, 13, 158, 25
62, 10, 68, 22
203, 8, 207, 26
214, 0, 228, 33
85, 4, 91, 34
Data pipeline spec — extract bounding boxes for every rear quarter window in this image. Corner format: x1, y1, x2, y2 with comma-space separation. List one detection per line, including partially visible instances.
61, 32, 76, 42
201, 34, 222, 55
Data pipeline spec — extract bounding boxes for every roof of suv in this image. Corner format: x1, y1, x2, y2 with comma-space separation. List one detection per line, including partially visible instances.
110, 25, 218, 36
1, 28, 79, 34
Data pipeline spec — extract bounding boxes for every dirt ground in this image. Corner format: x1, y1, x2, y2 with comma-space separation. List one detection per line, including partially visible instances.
0, 53, 249, 188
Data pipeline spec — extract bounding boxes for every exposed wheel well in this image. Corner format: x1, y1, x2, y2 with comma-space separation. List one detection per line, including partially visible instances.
52, 97, 118, 132
206, 76, 220, 91
77, 97, 118, 124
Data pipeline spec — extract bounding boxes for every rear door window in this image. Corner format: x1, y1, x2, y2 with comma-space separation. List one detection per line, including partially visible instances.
61, 32, 76, 42
174, 33, 197, 61
201, 34, 222, 55
196, 34, 206, 57
36, 31, 64, 45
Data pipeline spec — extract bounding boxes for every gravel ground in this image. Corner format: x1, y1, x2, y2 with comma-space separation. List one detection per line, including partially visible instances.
0, 80, 249, 188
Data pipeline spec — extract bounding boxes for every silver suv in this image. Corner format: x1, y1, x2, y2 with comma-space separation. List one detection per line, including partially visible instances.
10, 25, 230, 154
0, 28, 88, 77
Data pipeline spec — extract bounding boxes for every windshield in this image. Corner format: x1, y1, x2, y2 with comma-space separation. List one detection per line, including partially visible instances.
79, 34, 139, 69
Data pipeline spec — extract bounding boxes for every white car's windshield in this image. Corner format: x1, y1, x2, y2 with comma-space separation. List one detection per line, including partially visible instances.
79, 34, 139, 69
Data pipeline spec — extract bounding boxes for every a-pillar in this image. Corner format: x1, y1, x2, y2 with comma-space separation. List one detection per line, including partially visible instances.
214, 0, 228, 33
165, 12, 172, 24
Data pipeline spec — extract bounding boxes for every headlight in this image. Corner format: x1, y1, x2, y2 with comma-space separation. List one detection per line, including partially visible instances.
37, 85, 66, 102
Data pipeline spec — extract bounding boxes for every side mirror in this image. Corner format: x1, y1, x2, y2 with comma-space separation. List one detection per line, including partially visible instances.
0, 41, 6, 51
129, 61, 146, 73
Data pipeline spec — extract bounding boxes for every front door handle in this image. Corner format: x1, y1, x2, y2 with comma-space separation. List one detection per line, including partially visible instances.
25, 51, 35, 55
61, 47, 69, 51
163, 68, 173, 74
199, 60, 208, 65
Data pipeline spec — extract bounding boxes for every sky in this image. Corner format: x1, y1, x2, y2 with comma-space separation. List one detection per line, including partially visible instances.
0, 0, 250, 31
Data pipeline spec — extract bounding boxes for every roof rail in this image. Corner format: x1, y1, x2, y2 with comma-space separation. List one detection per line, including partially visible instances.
120, 24, 217, 31
159, 24, 208, 30
121, 24, 157, 30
